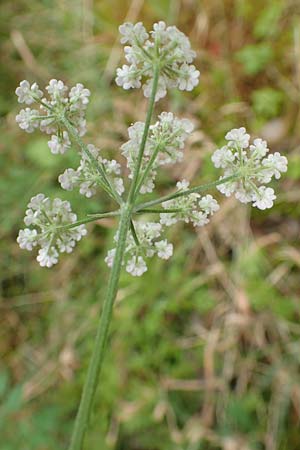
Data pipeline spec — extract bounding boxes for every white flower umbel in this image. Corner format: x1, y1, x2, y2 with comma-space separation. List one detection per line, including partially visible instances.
15, 78, 90, 152
105, 221, 173, 276
212, 128, 288, 210
58, 144, 124, 198
17, 194, 87, 267
121, 112, 194, 194
160, 180, 219, 227
116, 21, 200, 101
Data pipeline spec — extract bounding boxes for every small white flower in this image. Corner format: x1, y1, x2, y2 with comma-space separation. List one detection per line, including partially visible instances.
46, 79, 68, 97
235, 187, 253, 204
126, 256, 147, 276
253, 187, 276, 210
113, 178, 125, 196
176, 179, 189, 190
191, 211, 209, 227
181, 118, 194, 134
37, 247, 59, 268
225, 127, 250, 149
16, 108, 39, 133
116, 65, 141, 90
211, 146, 235, 169
217, 177, 238, 197
143, 77, 167, 101
105, 249, 116, 268
79, 181, 96, 198
250, 138, 269, 158
155, 240, 173, 259
17, 228, 38, 251
177, 64, 200, 91
263, 152, 288, 179
198, 195, 220, 215
58, 168, 79, 191
151, 21, 168, 41
69, 83, 90, 109
103, 159, 121, 175
15, 80, 43, 104
140, 176, 155, 194
119, 22, 148, 45
48, 131, 71, 154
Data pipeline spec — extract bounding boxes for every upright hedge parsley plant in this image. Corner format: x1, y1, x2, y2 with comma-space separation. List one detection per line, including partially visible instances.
15, 21, 288, 449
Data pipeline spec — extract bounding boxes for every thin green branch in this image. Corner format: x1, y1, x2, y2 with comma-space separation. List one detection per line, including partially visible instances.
136, 208, 183, 214
134, 143, 161, 196
127, 65, 160, 204
135, 174, 239, 211
55, 211, 120, 232
130, 220, 140, 246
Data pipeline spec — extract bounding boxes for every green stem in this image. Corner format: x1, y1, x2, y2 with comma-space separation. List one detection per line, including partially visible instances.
135, 174, 239, 211
68, 204, 132, 450
68, 64, 160, 450
127, 65, 160, 204
134, 143, 161, 196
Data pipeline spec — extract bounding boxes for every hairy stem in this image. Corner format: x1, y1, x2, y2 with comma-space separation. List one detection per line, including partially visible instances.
68, 204, 131, 450
68, 65, 160, 450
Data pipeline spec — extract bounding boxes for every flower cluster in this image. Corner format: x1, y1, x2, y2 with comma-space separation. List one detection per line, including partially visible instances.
212, 127, 288, 209
116, 21, 200, 101
15, 79, 90, 153
160, 180, 220, 227
59, 144, 124, 198
105, 221, 173, 276
15, 23, 288, 275
17, 194, 87, 267
121, 112, 194, 193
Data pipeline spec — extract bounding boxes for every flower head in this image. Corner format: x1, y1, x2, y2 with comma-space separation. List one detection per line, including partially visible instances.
15, 79, 90, 153
58, 145, 124, 198
121, 113, 193, 194
211, 127, 288, 209
105, 221, 173, 277
17, 194, 87, 267
160, 181, 219, 227
116, 21, 200, 101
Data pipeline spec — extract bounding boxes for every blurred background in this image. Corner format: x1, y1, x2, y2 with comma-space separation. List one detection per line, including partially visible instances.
1, 1, 300, 449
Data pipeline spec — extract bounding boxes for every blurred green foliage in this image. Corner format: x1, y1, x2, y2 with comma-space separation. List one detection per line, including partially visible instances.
1, 1, 300, 450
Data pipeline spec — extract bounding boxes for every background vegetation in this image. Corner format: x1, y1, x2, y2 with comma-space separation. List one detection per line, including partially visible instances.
1, 1, 300, 449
